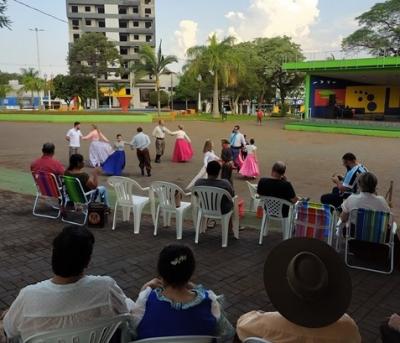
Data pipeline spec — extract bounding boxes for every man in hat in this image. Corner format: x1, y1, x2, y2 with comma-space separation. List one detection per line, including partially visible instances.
236, 238, 361, 343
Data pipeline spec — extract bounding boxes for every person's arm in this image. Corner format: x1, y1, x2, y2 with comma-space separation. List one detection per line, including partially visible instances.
340, 199, 350, 223
332, 175, 349, 192
86, 168, 101, 189
207, 290, 235, 339
82, 131, 94, 140
3, 289, 25, 339
152, 127, 158, 137
184, 132, 191, 143
56, 161, 65, 176
287, 182, 299, 203
388, 313, 400, 332
99, 131, 109, 142
109, 277, 135, 314
65, 130, 71, 141
144, 135, 151, 149
169, 130, 178, 136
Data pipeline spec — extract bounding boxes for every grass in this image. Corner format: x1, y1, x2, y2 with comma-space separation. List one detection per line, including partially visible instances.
285, 122, 400, 138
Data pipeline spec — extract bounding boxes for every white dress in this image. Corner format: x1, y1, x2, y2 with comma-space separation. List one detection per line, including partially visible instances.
186, 150, 220, 190
84, 131, 113, 167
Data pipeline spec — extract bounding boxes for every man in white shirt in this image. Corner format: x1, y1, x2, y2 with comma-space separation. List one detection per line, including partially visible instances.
65, 122, 83, 158
130, 127, 152, 177
229, 125, 246, 168
152, 120, 170, 163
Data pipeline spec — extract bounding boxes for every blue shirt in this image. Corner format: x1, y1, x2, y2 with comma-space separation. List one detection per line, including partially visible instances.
343, 164, 367, 192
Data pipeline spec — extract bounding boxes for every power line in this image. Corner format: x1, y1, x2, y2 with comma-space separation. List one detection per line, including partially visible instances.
12, 0, 68, 24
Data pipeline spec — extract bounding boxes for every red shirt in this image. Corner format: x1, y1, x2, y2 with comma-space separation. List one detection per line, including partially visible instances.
30, 155, 65, 176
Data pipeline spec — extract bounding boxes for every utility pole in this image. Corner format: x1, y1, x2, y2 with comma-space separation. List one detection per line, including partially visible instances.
29, 27, 45, 109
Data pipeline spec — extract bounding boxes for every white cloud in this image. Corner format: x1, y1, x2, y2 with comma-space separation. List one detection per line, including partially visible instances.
174, 20, 199, 58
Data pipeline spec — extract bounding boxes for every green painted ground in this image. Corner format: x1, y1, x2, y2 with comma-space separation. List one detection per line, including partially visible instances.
0, 113, 152, 123
285, 122, 400, 138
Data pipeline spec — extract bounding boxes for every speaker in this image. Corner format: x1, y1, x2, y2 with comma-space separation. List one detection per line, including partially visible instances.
88, 203, 107, 228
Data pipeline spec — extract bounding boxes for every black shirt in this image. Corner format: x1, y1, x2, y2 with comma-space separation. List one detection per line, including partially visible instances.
194, 178, 234, 214
257, 177, 296, 217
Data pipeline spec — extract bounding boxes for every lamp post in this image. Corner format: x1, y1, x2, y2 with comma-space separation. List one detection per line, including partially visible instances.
170, 72, 175, 111
197, 74, 202, 113
29, 27, 44, 109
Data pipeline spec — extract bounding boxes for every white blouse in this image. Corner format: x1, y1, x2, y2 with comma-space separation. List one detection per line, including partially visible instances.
203, 151, 220, 167
170, 130, 191, 142
245, 144, 257, 155
3, 275, 135, 341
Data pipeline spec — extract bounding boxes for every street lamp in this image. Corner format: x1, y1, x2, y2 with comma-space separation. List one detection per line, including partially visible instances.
169, 71, 175, 111
197, 74, 202, 113
29, 28, 45, 109
43, 73, 53, 110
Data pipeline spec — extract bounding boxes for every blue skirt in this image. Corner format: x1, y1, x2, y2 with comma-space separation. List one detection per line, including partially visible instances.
102, 150, 126, 176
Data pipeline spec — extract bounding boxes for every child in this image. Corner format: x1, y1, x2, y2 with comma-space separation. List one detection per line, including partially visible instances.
239, 138, 260, 179
101, 134, 126, 176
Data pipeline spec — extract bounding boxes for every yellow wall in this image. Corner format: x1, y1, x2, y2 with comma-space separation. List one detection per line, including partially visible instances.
100, 87, 128, 97
389, 87, 400, 108
345, 86, 386, 113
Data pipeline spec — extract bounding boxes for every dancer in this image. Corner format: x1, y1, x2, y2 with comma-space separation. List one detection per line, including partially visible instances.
229, 125, 246, 169
130, 127, 152, 177
239, 138, 260, 179
186, 139, 219, 190
256, 107, 263, 126
101, 134, 126, 176
65, 121, 82, 158
152, 120, 170, 163
170, 125, 193, 162
82, 124, 113, 167
221, 139, 234, 185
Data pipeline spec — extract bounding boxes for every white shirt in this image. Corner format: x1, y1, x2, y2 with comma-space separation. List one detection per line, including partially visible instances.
245, 144, 257, 155
152, 125, 170, 139
230, 132, 246, 148
66, 128, 82, 148
3, 275, 135, 341
203, 151, 219, 167
342, 192, 391, 214
170, 130, 191, 142
130, 132, 151, 151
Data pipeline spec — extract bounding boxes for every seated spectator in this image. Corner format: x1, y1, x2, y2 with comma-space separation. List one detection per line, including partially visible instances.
236, 238, 361, 343
30, 143, 65, 176
257, 161, 298, 217
64, 154, 110, 212
194, 161, 235, 214
2, 226, 134, 342
321, 153, 367, 208
381, 313, 400, 342
132, 244, 234, 340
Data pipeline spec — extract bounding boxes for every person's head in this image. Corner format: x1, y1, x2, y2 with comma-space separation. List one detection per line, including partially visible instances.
157, 244, 196, 288
221, 139, 230, 147
42, 142, 55, 156
342, 153, 357, 169
137, 127, 143, 133
203, 139, 213, 153
250, 138, 255, 145
52, 226, 95, 278
206, 160, 221, 179
73, 121, 80, 130
68, 154, 84, 171
358, 172, 377, 194
233, 125, 240, 132
91, 124, 98, 131
178, 124, 184, 130
116, 134, 122, 142
271, 161, 286, 178
158, 119, 164, 126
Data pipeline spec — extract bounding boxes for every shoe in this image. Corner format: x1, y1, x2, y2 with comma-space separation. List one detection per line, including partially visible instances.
147, 173, 151, 177
141, 169, 145, 176
155, 160, 160, 163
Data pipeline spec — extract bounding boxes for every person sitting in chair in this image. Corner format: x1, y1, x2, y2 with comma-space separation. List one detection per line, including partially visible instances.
31, 143, 65, 177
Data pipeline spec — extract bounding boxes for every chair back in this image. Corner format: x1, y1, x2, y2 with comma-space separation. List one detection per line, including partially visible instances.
292, 201, 336, 243
246, 181, 258, 199
151, 181, 185, 211
24, 314, 131, 343
108, 176, 145, 206
192, 186, 233, 217
134, 336, 217, 343
61, 176, 88, 204
349, 208, 391, 244
260, 196, 293, 219
32, 172, 61, 198
244, 338, 272, 343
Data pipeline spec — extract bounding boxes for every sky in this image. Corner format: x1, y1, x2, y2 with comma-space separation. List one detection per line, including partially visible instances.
0, 0, 379, 76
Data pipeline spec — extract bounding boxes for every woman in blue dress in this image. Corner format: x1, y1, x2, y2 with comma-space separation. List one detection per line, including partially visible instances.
132, 244, 234, 340
102, 134, 126, 176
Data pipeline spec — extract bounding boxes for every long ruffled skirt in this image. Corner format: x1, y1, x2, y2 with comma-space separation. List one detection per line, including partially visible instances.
172, 139, 193, 162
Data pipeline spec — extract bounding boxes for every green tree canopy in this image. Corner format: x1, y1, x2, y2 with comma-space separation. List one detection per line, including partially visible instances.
342, 0, 400, 56
0, 0, 11, 29
0, 83, 12, 98
20, 68, 44, 104
53, 74, 95, 109
148, 90, 169, 107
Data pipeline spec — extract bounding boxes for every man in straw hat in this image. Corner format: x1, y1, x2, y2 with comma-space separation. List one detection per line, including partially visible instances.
236, 238, 361, 342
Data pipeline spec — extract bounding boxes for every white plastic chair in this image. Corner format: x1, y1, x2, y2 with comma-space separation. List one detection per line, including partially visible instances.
108, 176, 150, 234
246, 181, 260, 212
259, 196, 294, 245
192, 186, 237, 248
244, 338, 272, 343
133, 336, 217, 343
24, 314, 132, 343
151, 181, 192, 240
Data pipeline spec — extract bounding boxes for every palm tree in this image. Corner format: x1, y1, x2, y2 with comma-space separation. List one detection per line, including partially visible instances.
187, 34, 237, 118
20, 68, 43, 106
132, 41, 177, 115
0, 83, 12, 100
0, 0, 11, 29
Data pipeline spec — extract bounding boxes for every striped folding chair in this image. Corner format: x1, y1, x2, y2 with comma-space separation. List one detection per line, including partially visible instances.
291, 201, 337, 246
61, 175, 97, 226
344, 208, 397, 274
32, 172, 63, 219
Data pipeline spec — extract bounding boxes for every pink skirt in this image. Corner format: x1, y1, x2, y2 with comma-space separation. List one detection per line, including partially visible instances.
239, 154, 260, 177
172, 139, 193, 162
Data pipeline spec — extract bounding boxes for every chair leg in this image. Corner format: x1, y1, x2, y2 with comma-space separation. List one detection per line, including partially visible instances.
154, 207, 160, 236
176, 211, 183, 240
259, 213, 268, 245
162, 209, 167, 227
133, 206, 143, 234
111, 203, 118, 231
221, 215, 230, 248
249, 198, 254, 212
195, 212, 202, 244
122, 206, 130, 222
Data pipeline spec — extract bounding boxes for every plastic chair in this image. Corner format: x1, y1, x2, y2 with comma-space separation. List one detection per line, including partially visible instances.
192, 186, 236, 248
290, 201, 337, 246
246, 181, 260, 212
32, 172, 63, 219
133, 336, 217, 343
259, 196, 294, 245
24, 314, 132, 343
151, 181, 192, 240
337, 208, 397, 274
60, 175, 96, 226
244, 338, 272, 343
108, 176, 150, 234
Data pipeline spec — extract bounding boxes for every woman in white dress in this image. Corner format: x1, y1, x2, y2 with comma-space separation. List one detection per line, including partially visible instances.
170, 125, 194, 162
82, 124, 113, 167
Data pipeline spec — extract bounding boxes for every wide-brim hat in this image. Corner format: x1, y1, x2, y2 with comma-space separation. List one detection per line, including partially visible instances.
264, 238, 352, 328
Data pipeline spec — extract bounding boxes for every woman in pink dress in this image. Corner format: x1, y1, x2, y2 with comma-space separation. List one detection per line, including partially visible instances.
239, 138, 260, 178
82, 124, 113, 167
170, 125, 194, 162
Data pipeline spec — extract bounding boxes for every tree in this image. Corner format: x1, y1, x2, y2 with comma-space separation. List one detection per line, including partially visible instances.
0, 83, 11, 99
20, 68, 43, 106
0, 70, 21, 84
149, 90, 169, 107
132, 41, 177, 115
342, 0, 400, 56
0, 0, 11, 29
68, 32, 120, 108
186, 34, 238, 117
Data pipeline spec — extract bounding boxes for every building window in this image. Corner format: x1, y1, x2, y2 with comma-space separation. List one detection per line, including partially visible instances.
133, 21, 139, 27
119, 33, 128, 42
98, 20, 105, 28
145, 8, 151, 15
119, 20, 128, 28
97, 5, 104, 14
119, 6, 127, 14
120, 47, 128, 55
85, 6, 91, 12
85, 19, 91, 26
144, 0, 151, 4
140, 89, 154, 102
121, 74, 129, 80
134, 34, 139, 40
72, 19, 79, 29
132, 6, 138, 13
73, 33, 80, 41
145, 21, 152, 29
71, 5, 78, 13
133, 46, 139, 53
146, 35, 152, 42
